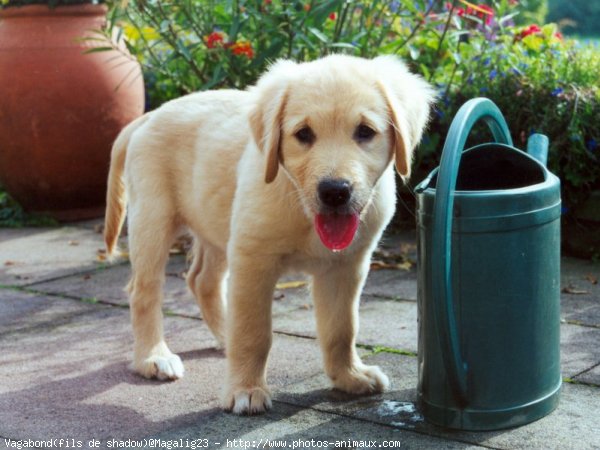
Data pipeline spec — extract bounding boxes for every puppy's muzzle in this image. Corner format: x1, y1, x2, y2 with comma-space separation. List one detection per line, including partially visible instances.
318, 178, 353, 211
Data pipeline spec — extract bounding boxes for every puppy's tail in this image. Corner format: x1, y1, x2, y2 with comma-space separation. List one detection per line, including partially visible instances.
104, 113, 150, 257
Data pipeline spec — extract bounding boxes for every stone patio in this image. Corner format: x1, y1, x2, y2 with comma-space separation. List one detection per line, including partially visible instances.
0, 221, 599, 449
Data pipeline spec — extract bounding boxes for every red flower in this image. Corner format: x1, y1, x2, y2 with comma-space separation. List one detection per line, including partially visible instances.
520, 24, 542, 38
329, 12, 337, 20
230, 41, 254, 59
554, 31, 563, 40
204, 31, 226, 49
478, 4, 494, 25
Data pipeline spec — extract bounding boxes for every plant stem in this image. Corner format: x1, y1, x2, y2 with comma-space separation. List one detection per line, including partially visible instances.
394, 0, 439, 53
435, 0, 458, 57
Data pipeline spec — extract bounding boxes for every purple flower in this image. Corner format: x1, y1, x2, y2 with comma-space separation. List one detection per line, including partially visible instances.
551, 87, 564, 97
390, 0, 400, 12
489, 69, 498, 79
587, 139, 598, 152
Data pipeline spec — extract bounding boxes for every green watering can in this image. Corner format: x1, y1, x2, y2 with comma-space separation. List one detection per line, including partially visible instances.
415, 98, 562, 430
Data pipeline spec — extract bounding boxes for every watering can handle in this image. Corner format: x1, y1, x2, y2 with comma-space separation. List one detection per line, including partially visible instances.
431, 98, 513, 407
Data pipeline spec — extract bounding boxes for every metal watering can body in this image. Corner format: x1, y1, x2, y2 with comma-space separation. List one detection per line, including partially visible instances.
415, 98, 561, 430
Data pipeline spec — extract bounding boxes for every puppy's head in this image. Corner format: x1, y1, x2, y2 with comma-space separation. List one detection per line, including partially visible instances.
249, 55, 435, 251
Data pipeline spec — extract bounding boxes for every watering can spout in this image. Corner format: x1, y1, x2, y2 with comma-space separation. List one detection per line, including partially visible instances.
527, 134, 549, 167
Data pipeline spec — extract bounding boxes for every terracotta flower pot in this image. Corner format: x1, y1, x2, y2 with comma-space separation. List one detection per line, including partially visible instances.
0, 3, 144, 221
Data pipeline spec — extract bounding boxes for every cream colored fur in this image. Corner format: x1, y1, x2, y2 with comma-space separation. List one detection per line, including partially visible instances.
104, 55, 434, 415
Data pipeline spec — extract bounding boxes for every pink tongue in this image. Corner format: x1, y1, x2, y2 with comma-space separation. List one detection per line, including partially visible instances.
315, 213, 359, 251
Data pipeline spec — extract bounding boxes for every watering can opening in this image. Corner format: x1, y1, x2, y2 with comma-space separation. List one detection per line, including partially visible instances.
426, 144, 547, 192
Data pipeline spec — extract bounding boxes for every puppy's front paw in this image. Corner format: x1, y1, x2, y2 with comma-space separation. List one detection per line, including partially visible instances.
134, 352, 184, 381
222, 386, 272, 415
332, 364, 390, 395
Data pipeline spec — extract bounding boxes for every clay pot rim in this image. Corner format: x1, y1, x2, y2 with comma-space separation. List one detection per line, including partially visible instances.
0, 3, 107, 18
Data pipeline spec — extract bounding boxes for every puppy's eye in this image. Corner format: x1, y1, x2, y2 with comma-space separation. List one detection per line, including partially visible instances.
354, 124, 377, 142
294, 126, 316, 145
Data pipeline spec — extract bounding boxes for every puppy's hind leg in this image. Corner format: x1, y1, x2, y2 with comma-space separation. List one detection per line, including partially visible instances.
128, 203, 183, 381
187, 239, 227, 348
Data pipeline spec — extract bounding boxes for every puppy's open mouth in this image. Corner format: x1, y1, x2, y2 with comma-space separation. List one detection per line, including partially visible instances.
315, 213, 359, 251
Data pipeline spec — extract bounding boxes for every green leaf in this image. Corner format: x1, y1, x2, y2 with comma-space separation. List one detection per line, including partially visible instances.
329, 42, 357, 50
84, 47, 115, 54
176, 39, 192, 61
541, 23, 557, 40
253, 38, 286, 66
308, 27, 330, 44
522, 34, 544, 52
400, 0, 419, 15
408, 44, 420, 60
309, 0, 340, 27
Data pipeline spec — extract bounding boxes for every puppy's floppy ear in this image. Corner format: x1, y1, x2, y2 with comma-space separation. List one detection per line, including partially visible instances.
373, 56, 436, 178
249, 59, 297, 184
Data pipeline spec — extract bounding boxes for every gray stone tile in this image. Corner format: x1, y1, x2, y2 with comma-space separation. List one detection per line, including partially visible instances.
0, 226, 104, 286
0, 290, 325, 441
363, 229, 418, 301
363, 268, 418, 301
276, 352, 417, 418
560, 323, 600, 378
561, 293, 600, 328
29, 258, 202, 318
275, 296, 417, 352
280, 352, 600, 450
0, 227, 56, 243
437, 383, 600, 450
575, 364, 600, 385
147, 402, 484, 450
29, 257, 314, 320
561, 257, 600, 327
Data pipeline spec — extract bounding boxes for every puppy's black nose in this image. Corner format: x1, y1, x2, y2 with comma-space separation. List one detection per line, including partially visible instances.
318, 178, 352, 208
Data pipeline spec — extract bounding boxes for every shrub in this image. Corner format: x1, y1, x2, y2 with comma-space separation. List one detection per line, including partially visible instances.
105, 0, 455, 107
2, 0, 598, 235
414, 9, 600, 226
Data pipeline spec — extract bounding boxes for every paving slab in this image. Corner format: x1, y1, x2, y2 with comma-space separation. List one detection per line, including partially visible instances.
575, 363, 600, 385
279, 352, 600, 450
275, 296, 418, 353
2, 223, 599, 449
0, 227, 56, 244
363, 268, 418, 301
0, 290, 326, 442
146, 402, 484, 450
28, 257, 203, 318
559, 323, 600, 378
29, 258, 316, 320
0, 226, 104, 286
561, 257, 600, 327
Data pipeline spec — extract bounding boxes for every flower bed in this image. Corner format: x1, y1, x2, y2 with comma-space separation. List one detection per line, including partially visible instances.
2, 0, 598, 253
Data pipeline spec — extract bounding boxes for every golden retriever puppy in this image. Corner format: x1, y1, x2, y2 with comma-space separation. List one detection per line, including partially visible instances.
104, 54, 434, 415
